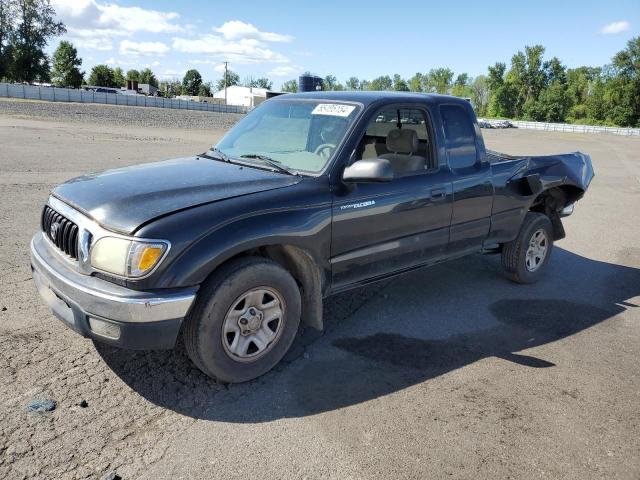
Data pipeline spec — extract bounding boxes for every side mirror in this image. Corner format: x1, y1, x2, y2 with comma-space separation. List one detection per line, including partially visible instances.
342, 158, 394, 183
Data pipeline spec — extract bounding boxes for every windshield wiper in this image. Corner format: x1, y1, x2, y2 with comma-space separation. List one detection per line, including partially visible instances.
200, 147, 231, 163
239, 154, 298, 176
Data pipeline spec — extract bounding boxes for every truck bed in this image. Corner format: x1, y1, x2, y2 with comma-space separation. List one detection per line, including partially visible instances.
487, 149, 594, 201
486, 150, 521, 163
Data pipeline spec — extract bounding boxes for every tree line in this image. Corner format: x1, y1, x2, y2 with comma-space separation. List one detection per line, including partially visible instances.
1, 1, 637, 126
282, 38, 640, 128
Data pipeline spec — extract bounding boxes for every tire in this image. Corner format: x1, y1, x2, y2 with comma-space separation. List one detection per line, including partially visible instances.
183, 256, 301, 383
501, 212, 554, 284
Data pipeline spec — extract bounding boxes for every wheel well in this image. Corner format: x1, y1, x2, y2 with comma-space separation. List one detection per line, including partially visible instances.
206, 245, 325, 331
529, 186, 583, 240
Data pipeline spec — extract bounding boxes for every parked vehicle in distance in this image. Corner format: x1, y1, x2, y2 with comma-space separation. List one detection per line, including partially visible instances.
494, 119, 515, 128
93, 87, 118, 94
31, 92, 594, 383
478, 118, 516, 129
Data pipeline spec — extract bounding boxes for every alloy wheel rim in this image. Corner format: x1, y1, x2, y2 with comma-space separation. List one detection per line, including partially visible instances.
221, 286, 285, 362
525, 229, 548, 272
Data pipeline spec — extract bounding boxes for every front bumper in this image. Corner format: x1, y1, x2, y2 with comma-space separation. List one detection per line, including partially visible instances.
30, 233, 197, 349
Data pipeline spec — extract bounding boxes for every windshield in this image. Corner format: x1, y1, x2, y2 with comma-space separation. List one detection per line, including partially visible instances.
215, 99, 360, 174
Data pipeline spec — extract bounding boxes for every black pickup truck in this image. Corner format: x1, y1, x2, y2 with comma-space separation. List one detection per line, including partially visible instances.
30, 92, 594, 382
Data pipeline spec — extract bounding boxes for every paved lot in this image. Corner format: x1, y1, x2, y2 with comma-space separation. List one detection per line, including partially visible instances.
0, 101, 639, 479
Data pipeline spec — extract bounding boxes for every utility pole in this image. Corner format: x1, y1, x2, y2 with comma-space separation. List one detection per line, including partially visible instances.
223, 61, 229, 105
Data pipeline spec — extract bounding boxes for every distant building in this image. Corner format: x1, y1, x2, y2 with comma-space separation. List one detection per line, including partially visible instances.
175, 95, 225, 104
126, 79, 139, 91
213, 85, 268, 108
138, 83, 158, 96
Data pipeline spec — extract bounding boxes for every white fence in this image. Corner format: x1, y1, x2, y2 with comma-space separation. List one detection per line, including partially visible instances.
0, 83, 247, 114
480, 117, 640, 136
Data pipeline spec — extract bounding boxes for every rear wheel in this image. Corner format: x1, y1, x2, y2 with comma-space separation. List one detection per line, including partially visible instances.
184, 257, 301, 383
501, 212, 554, 284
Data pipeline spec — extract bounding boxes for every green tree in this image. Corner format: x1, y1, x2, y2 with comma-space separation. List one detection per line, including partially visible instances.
139, 67, 157, 87
369, 75, 392, 90
611, 36, 640, 78
112, 66, 125, 87
488, 80, 518, 118
126, 69, 140, 81
345, 76, 360, 90
523, 45, 547, 100
392, 74, 409, 91
521, 55, 568, 121
604, 74, 637, 127
566, 67, 599, 104
453, 73, 469, 86
527, 80, 571, 122
408, 72, 423, 92
216, 69, 240, 91
544, 56, 566, 84
181, 68, 202, 95
487, 62, 506, 90
50, 40, 83, 88
87, 64, 115, 87
485, 62, 513, 117
197, 81, 211, 97
247, 77, 272, 89
322, 74, 344, 90
501, 45, 547, 118
607, 37, 640, 126
161, 79, 182, 97
585, 77, 606, 122
565, 66, 600, 122
480, 38, 639, 126
471, 75, 489, 116
424, 68, 453, 94
0, 0, 16, 80
281, 79, 298, 92
11, 0, 65, 82
451, 73, 472, 98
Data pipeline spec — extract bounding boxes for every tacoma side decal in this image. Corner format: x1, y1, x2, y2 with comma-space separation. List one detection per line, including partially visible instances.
340, 200, 376, 210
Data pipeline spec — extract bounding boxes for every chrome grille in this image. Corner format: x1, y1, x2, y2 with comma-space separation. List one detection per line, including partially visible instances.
42, 205, 79, 260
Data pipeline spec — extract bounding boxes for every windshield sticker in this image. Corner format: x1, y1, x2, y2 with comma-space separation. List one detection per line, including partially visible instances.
312, 104, 356, 117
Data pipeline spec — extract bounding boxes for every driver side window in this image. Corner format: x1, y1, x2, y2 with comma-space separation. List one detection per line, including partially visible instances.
356, 106, 435, 175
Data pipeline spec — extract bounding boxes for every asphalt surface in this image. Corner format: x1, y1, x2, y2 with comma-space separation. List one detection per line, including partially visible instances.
0, 100, 638, 479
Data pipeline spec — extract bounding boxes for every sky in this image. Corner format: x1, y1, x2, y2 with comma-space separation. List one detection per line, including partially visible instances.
48, 0, 639, 89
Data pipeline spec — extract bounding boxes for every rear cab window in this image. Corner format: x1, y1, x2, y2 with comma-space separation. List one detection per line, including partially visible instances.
440, 104, 478, 170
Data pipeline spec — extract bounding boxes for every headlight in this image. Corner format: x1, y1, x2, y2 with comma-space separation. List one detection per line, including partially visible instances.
90, 237, 168, 278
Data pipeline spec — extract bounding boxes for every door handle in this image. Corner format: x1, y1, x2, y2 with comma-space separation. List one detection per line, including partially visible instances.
430, 189, 447, 201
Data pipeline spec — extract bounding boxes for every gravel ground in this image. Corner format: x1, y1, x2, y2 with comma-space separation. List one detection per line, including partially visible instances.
0, 102, 639, 480
0, 98, 244, 130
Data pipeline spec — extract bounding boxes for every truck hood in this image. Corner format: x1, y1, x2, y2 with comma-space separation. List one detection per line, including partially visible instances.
52, 156, 302, 235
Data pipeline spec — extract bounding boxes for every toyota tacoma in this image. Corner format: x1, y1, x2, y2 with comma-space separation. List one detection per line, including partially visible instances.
31, 92, 594, 382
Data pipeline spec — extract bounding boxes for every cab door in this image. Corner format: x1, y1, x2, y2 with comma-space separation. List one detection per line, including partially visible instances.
439, 103, 493, 254
330, 104, 453, 291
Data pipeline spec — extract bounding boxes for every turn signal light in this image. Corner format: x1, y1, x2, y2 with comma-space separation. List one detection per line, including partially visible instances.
138, 246, 163, 271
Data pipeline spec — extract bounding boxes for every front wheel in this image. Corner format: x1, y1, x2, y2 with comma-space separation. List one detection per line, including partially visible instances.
501, 212, 554, 284
183, 257, 301, 383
